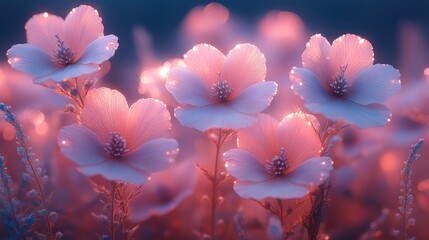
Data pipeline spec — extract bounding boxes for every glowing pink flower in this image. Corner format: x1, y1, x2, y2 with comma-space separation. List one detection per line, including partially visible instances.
58, 87, 178, 185
166, 43, 278, 131
224, 113, 332, 200
290, 34, 401, 128
7, 5, 119, 84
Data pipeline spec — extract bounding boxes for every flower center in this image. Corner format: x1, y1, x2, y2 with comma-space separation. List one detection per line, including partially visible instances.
330, 65, 350, 96
104, 132, 128, 158
54, 34, 75, 66
210, 73, 234, 102
266, 147, 289, 176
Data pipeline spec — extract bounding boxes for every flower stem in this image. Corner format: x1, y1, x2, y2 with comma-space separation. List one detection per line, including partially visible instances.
0, 104, 54, 239
305, 182, 329, 240
304, 119, 338, 239
111, 181, 117, 240
26, 148, 53, 239
277, 199, 284, 228
211, 129, 223, 240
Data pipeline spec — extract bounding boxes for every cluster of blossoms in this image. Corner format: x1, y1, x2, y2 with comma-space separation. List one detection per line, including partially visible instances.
1, 3, 410, 240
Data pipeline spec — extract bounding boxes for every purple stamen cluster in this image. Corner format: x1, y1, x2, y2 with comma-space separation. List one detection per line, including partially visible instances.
211, 79, 234, 102
330, 65, 350, 96
266, 147, 288, 176
54, 34, 75, 66
104, 132, 128, 158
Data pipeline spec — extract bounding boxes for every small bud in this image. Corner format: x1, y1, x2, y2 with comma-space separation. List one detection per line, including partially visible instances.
38, 209, 48, 216
70, 88, 79, 97
49, 211, 58, 222
65, 103, 76, 113
395, 213, 401, 220
101, 235, 110, 240
27, 189, 37, 197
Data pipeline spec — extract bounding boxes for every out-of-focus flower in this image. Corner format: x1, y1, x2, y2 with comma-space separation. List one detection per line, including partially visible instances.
58, 87, 178, 185
224, 113, 332, 200
7, 5, 118, 84
139, 58, 185, 107
129, 159, 197, 222
180, 3, 242, 51
290, 34, 401, 128
166, 43, 278, 131
257, 11, 306, 53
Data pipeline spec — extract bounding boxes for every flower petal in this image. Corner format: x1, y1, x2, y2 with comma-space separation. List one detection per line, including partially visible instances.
224, 149, 272, 182
234, 177, 308, 200
77, 35, 119, 64
81, 88, 129, 141
346, 64, 401, 105
79, 161, 150, 185
289, 67, 331, 104
221, 44, 266, 96
277, 113, 322, 170
126, 138, 178, 173
129, 160, 197, 222
301, 34, 332, 87
58, 124, 105, 166
63, 5, 104, 58
233, 157, 331, 200
183, 44, 225, 87
237, 114, 279, 162
125, 99, 171, 150
166, 67, 214, 106
25, 12, 64, 55
286, 157, 332, 188
34, 63, 99, 83
330, 34, 374, 82
174, 104, 256, 131
230, 81, 278, 114
306, 98, 392, 128
7, 44, 57, 79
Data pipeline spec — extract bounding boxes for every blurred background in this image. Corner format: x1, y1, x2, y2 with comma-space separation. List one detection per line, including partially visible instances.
2, 0, 429, 97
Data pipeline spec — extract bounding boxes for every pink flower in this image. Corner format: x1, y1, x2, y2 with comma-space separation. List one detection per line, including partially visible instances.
289, 34, 401, 128
224, 113, 332, 200
129, 160, 197, 222
166, 43, 278, 131
7, 5, 119, 84
58, 87, 178, 185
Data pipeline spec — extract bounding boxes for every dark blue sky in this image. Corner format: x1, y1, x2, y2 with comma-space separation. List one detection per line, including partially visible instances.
2, 0, 428, 91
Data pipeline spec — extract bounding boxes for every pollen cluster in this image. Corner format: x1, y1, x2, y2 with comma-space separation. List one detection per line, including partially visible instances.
54, 34, 75, 66
266, 147, 289, 176
210, 79, 234, 102
104, 132, 128, 158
